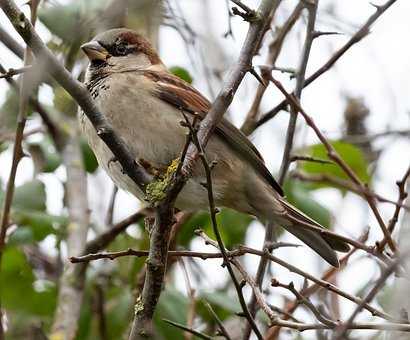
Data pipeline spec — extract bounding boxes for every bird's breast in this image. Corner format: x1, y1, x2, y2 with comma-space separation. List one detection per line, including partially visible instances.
86, 72, 187, 167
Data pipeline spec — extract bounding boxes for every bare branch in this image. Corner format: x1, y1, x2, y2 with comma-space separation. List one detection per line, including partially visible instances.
241, 1, 304, 135
0, 0, 153, 191
51, 124, 89, 339
0, 65, 32, 79
291, 171, 410, 211
278, 0, 319, 185
267, 74, 397, 252
255, 0, 399, 132
334, 249, 410, 339
129, 1, 279, 338
0, 4, 39, 338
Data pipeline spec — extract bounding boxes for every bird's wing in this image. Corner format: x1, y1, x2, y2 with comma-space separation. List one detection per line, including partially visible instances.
143, 70, 284, 196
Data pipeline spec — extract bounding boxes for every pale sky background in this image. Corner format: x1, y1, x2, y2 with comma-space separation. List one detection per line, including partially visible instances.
1, 0, 410, 339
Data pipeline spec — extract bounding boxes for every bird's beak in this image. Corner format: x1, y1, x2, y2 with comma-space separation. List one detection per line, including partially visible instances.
81, 41, 109, 62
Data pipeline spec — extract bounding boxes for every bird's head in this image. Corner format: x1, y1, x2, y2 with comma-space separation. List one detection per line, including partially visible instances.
81, 28, 162, 72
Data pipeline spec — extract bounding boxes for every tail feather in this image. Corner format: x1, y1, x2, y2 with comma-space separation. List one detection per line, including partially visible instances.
282, 224, 340, 267
277, 198, 350, 267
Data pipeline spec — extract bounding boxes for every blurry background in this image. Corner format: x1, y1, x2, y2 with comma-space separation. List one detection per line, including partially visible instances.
0, 0, 409, 339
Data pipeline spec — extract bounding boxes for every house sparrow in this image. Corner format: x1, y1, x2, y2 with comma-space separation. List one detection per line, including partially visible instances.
80, 28, 349, 267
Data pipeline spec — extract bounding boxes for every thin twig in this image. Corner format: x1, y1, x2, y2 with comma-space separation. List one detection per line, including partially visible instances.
265, 230, 369, 339
70, 248, 248, 263
184, 113, 263, 339
271, 280, 337, 328
239, 246, 395, 321
291, 171, 410, 211
0, 65, 33, 79
377, 165, 410, 250
342, 129, 410, 144
0, 3, 38, 338
204, 301, 232, 340
241, 1, 304, 135
268, 74, 397, 252
105, 185, 118, 226
290, 155, 333, 165
242, 221, 276, 340
278, 0, 319, 184
162, 319, 213, 340
255, 0, 399, 132
0, 0, 153, 191
334, 249, 410, 339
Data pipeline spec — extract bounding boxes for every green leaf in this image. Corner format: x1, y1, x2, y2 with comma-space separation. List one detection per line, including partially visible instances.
106, 287, 133, 339
80, 138, 99, 173
178, 209, 252, 249
170, 66, 193, 84
154, 288, 188, 340
162, 319, 213, 340
284, 180, 331, 228
0, 247, 56, 315
28, 136, 62, 173
12, 180, 46, 211
300, 141, 370, 189
8, 211, 66, 245
39, 1, 109, 45
0, 89, 30, 138
199, 291, 241, 315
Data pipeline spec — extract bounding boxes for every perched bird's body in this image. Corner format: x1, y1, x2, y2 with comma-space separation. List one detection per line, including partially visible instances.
80, 28, 349, 266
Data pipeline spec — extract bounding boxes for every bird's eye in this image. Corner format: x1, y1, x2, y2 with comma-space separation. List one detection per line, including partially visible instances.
116, 43, 127, 55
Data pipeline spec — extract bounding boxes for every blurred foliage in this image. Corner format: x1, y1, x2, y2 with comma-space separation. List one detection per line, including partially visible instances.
80, 138, 99, 173
170, 66, 193, 84
39, 0, 109, 46
53, 87, 78, 117
0, 0, 387, 338
0, 179, 66, 245
28, 136, 62, 173
178, 208, 252, 249
0, 88, 32, 138
284, 180, 331, 228
299, 141, 371, 190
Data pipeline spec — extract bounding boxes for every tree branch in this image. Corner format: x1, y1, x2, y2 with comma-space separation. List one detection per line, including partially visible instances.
254, 0, 399, 132
267, 74, 397, 252
278, 0, 319, 184
0, 0, 153, 191
128, 1, 279, 338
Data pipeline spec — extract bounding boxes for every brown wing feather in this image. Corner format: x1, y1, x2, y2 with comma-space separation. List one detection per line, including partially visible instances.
143, 70, 284, 196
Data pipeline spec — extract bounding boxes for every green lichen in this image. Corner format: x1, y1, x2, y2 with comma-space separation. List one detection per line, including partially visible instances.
145, 159, 180, 203
134, 295, 144, 316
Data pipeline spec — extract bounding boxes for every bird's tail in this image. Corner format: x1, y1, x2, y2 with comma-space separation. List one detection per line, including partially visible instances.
277, 198, 350, 267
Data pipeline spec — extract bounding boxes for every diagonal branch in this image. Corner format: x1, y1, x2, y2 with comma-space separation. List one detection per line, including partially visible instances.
0, 0, 153, 191
267, 74, 397, 252
254, 0, 399, 132
129, 1, 279, 338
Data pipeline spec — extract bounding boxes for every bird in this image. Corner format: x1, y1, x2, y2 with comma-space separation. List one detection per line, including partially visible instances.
80, 28, 349, 267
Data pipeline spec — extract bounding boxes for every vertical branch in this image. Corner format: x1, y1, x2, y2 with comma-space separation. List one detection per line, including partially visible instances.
0, 2, 39, 338
50, 120, 89, 340
241, 1, 304, 135
244, 3, 315, 338
278, 0, 319, 184
129, 1, 279, 338
241, 221, 276, 340
185, 116, 263, 339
